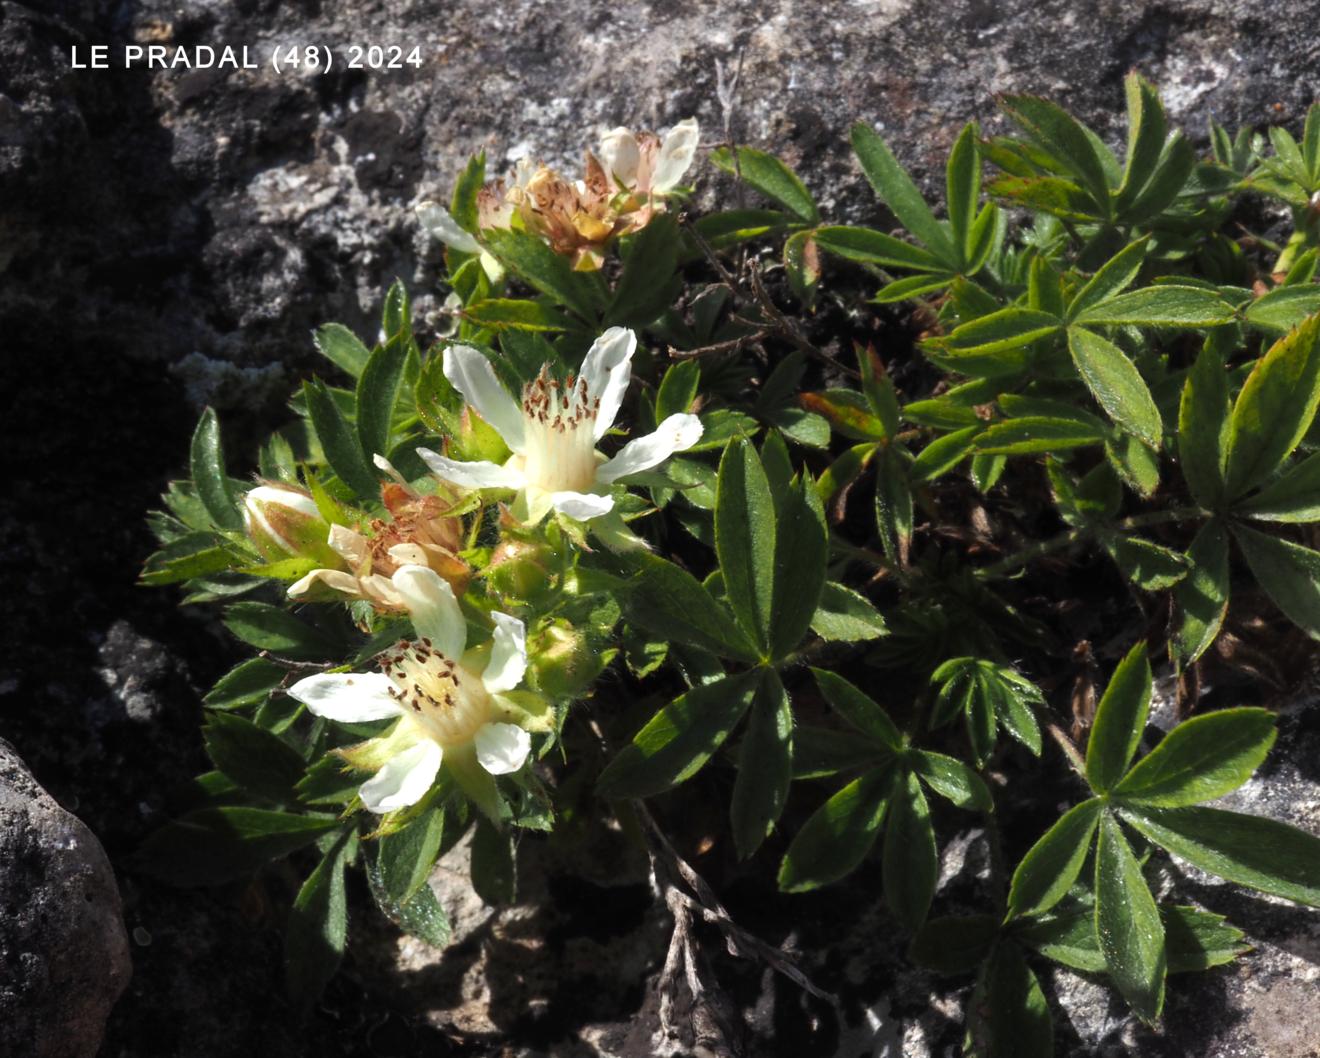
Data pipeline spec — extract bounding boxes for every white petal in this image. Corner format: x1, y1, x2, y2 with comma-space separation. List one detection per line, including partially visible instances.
416, 448, 525, 490
287, 672, 403, 722
416, 201, 482, 254
245, 485, 320, 520
327, 524, 369, 566
473, 723, 531, 776
442, 345, 526, 452
550, 490, 615, 521
360, 740, 443, 813
597, 413, 704, 484
580, 328, 636, 439
386, 542, 429, 568
287, 568, 363, 601
483, 612, 528, 694
651, 118, 700, 193
391, 564, 466, 659
599, 127, 641, 187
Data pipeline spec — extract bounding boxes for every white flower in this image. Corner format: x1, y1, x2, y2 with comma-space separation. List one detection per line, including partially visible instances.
599, 118, 700, 196
415, 327, 703, 523
288, 565, 538, 814
243, 485, 325, 558
415, 200, 504, 281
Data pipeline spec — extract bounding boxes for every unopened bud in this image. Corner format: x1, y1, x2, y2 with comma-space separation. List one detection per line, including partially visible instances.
529, 621, 608, 698
487, 539, 552, 599
243, 485, 329, 559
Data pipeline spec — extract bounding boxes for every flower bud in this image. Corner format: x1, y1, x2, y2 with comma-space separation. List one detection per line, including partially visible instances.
243, 485, 329, 559
529, 620, 609, 698
487, 539, 552, 599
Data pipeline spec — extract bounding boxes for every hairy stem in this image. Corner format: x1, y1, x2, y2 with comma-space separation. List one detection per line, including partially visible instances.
977, 506, 1207, 580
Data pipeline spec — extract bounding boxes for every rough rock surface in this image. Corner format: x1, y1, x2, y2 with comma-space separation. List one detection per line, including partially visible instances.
0, 739, 131, 1058
2, 0, 1320, 1055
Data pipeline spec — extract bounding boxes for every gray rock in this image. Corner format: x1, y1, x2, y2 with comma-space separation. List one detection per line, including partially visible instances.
0, 739, 131, 1058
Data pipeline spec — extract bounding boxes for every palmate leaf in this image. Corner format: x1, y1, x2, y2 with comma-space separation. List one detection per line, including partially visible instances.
850, 123, 958, 264
709, 146, 820, 224
1007, 799, 1103, 919
882, 770, 938, 929
1067, 326, 1162, 447
1177, 345, 1230, 507
716, 439, 777, 655
1175, 520, 1230, 662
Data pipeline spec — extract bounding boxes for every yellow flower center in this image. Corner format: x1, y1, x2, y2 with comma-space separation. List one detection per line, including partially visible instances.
380, 639, 491, 746
518, 370, 601, 494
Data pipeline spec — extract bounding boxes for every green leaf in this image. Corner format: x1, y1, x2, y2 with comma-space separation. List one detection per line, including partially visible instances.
874, 445, 913, 563
943, 307, 1062, 355
1224, 315, 1320, 497
1176, 520, 1230, 662
974, 415, 1107, 455
1067, 236, 1149, 319
968, 941, 1054, 1058
778, 766, 894, 891
303, 378, 379, 501
1239, 451, 1320, 521
770, 474, 827, 659
377, 806, 448, 903
911, 750, 992, 811
463, 298, 572, 332
449, 151, 485, 232
189, 408, 241, 530
1162, 906, 1251, 972
1123, 804, 1320, 906
655, 359, 700, 420
873, 272, 953, 303
470, 818, 516, 905
1105, 534, 1191, 590
313, 322, 371, 378
381, 279, 410, 342
1115, 75, 1168, 209
850, 123, 957, 263
812, 669, 902, 749
731, 670, 794, 858
1233, 525, 1320, 638
814, 225, 941, 271
716, 439, 777, 654
909, 914, 999, 975
365, 853, 452, 949
1095, 813, 1166, 1022
810, 582, 888, 642
709, 146, 820, 223
134, 808, 340, 886
613, 552, 759, 662
608, 213, 681, 326
1007, 799, 1103, 918
356, 337, 408, 460
203, 657, 287, 710
909, 425, 981, 482
1085, 642, 1151, 793
883, 770, 937, 929
1000, 94, 1113, 208
1244, 285, 1320, 335
693, 208, 790, 248
783, 229, 822, 307
285, 828, 352, 1011
1073, 286, 1235, 327
223, 602, 335, 661
1067, 327, 1162, 447
482, 228, 604, 321
1177, 345, 1230, 507
597, 670, 761, 798
946, 121, 981, 262
1112, 708, 1276, 807
203, 713, 306, 804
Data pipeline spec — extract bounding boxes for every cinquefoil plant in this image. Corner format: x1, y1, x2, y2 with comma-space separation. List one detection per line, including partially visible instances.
141, 88, 1320, 1051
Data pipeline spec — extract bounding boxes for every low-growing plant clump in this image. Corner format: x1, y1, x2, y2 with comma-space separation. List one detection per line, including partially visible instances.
140, 80, 1320, 1053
